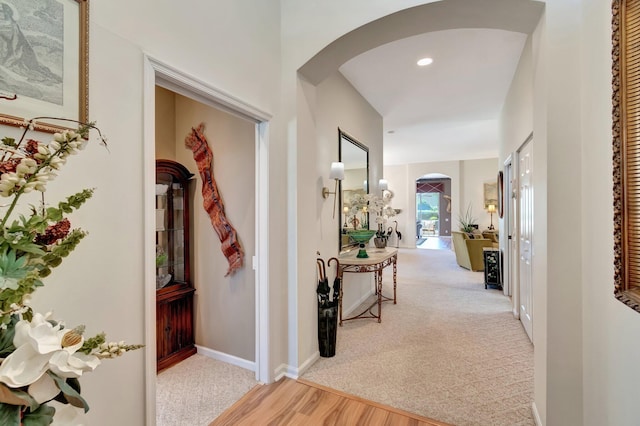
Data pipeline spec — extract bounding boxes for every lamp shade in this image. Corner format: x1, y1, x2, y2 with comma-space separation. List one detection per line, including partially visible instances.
379, 179, 388, 191
487, 204, 496, 213
329, 162, 345, 180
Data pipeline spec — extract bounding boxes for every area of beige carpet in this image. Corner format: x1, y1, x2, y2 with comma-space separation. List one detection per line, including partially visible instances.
301, 247, 534, 426
156, 354, 257, 426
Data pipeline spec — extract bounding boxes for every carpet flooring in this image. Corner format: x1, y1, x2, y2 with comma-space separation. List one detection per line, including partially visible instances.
156, 354, 257, 426
301, 248, 534, 426
157, 247, 533, 426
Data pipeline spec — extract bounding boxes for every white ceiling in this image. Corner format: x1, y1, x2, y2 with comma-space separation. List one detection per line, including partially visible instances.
338, 28, 527, 166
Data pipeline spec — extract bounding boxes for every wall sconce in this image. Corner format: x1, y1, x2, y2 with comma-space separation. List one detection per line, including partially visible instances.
487, 204, 496, 230
379, 178, 388, 196
322, 162, 344, 218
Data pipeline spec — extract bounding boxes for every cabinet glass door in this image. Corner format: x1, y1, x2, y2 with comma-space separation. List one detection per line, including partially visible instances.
156, 174, 186, 288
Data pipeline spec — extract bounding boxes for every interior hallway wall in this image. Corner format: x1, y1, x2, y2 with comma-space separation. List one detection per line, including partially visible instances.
296, 70, 383, 369
173, 94, 257, 362
580, 1, 640, 425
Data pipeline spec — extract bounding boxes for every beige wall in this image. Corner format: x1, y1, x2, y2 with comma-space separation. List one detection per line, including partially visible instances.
13, 1, 640, 425
295, 70, 383, 368
460, 158, 500, 231
383, 158, 498, 247
581, 1, 640, 425
153, 90, 257, 361
155, 87, 177, 160
19, 2, 284, 424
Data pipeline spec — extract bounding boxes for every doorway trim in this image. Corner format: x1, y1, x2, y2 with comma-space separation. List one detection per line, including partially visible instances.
503, 155, 514, 300
143, 55, 271, 425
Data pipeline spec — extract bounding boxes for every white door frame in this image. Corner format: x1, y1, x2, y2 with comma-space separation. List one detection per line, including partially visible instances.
142, 56, 271, 425
503, 155, 514, 300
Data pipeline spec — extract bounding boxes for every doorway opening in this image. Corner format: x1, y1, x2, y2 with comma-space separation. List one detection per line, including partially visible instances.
143, 56, 271, 424
416, 176, 452, 250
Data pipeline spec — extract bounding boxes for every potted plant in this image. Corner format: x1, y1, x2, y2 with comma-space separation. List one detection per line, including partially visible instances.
458, 203, 478, 233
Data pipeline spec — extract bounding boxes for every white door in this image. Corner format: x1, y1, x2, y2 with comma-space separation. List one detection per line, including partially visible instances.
518, 138, 533, 341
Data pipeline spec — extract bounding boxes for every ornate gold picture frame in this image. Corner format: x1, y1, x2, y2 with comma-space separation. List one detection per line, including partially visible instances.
612, 0, 640, 312
0, 0, 88, 133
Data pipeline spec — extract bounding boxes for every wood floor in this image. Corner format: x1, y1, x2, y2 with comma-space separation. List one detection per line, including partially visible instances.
210, 378, 451, 426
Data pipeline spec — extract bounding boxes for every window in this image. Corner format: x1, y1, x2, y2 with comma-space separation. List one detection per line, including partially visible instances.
613, 0, 640, 312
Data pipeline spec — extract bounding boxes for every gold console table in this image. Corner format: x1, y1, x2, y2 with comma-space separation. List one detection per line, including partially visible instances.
338, 247, 398, 325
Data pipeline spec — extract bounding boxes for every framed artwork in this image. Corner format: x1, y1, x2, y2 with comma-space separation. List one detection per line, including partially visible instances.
0, 0, 88, 133
497, 171, 504, 219
483, 181, 498, 209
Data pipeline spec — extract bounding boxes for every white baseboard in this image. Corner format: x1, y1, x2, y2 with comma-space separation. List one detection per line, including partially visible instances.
273, 363, 297, 382
196, 345, 255, 372
269, 292, 372, 386
532, 401, 542, 426
272, 350, 320, 382
297, 351, 320, 377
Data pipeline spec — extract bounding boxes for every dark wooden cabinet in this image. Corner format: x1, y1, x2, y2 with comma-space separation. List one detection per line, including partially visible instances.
156, 160, 196, 372
483, 247, 502, 289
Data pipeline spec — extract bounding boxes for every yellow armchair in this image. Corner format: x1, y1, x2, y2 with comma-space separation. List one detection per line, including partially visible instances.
451, 231, 494, 272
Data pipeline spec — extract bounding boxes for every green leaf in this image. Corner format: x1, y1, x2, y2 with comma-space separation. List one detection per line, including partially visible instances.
0, 402, 21, 426
47, 372, 89, 412
0, 250, 28, 290
10, 243, 44, 256
7, 388, 38, 412
1, 137, 16, 147
0, 316, 17, 357
44, 208, 62, 223
22, 403, 55, 426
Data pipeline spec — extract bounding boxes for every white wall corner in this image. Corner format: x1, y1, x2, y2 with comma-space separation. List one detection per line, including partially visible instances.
274, 363, 298, 382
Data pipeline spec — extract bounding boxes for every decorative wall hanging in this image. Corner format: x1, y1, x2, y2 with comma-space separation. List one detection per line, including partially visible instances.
497, 171, 504, 219
0, 0, 89, 133
185, 123, 244, 276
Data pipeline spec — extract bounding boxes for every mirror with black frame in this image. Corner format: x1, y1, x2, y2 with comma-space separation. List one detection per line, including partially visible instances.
338, 129, 369, 252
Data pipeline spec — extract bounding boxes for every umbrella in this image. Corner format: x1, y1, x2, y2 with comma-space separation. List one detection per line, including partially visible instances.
316, 258, 330, 308
328, 257, 341, 306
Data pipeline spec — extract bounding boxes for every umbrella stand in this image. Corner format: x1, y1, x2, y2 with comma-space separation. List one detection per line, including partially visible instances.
317, 257, 340, 357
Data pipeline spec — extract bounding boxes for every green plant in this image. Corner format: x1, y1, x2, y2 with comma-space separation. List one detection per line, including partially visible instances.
0, 117, 142, 425
155, 245, 167, 268
458, 203, 477, 233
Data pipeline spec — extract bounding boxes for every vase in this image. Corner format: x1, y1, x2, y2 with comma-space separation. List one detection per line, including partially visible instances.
347, 229, 376, 258
374, 237, 387, 248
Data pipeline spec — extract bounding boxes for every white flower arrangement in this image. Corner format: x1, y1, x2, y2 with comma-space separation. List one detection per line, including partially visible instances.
0, 118, 142, 425
348, 191, 398, 237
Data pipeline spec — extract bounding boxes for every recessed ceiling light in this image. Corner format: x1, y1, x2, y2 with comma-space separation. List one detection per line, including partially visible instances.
417, 57, 433, 67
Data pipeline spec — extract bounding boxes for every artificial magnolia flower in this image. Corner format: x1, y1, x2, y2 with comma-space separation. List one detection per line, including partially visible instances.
0, 342, 52, 388
48, 350, 100, 379
28, 374, 60, 404
0, 313, 98, 388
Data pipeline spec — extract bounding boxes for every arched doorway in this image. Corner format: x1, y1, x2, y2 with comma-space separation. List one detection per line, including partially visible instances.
416, 173, 452, 249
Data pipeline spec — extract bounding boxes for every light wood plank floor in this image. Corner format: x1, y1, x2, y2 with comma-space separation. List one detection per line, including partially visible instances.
210, 378, 452, 426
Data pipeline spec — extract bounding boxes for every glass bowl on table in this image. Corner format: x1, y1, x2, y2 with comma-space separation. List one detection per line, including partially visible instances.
346, 229, 377, 258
